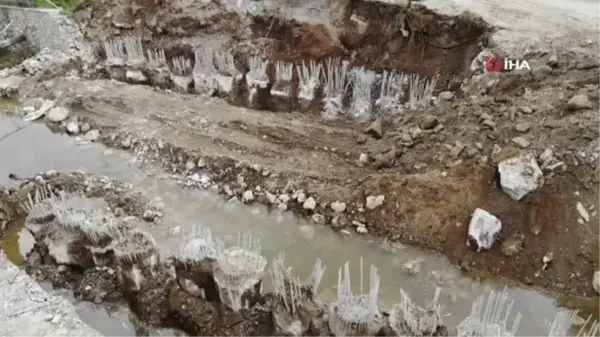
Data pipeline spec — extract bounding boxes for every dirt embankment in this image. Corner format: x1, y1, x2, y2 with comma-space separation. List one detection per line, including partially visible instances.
7, 0, 600, 309
0, 172, 450, 336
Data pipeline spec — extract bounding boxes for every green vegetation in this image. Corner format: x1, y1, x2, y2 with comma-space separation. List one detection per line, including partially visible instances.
35, 0, 80, 12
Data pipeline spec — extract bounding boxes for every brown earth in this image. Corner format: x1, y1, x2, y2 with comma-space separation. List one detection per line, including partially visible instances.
23, 49, 599, 303
5, 0, 600, 313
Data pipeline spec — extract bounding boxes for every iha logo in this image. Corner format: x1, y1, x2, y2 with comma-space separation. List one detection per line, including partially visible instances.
484, 55, 531, 73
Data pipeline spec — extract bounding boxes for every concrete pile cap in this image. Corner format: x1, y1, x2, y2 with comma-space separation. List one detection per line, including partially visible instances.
0, 253, 103, 336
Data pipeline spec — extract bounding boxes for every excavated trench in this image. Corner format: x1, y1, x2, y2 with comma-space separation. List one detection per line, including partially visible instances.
82, 0, 491, 118
0, 113, 588, 336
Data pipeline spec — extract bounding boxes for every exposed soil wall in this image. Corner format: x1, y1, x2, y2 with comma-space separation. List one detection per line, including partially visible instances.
72, 0, 491, 78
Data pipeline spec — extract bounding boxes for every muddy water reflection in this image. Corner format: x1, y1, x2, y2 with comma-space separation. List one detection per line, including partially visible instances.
0, 115, 572, 335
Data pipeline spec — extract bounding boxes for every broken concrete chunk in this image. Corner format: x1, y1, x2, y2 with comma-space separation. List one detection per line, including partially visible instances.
498, 153, 544, 201
467, 208, 502, 252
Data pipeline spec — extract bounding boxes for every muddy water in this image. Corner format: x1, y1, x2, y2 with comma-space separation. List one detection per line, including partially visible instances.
0, 114, 577, 335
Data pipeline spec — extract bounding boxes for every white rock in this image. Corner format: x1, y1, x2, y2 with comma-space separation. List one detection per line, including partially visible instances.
80, 123, 90, 133
126, 69, 147, 83
467, 208, 502, 252
66, 120, 80, 134
185, 160, 196, 171
242, 190, 254, 203
265, 191, 277, 204
279, 194, 290, 203
356, 226, 368, 234
576, 202, 590, 222
498, 153, 544, 201
22, 58, 42, 74
365, 195, 385, 210
142, 210, 156, 222
199, 174, 211, 185
593, 271, 599, 295
84, 130, 100, 141
277, 202, 287, 211
330, 201, 346, 213
303, 197, 316, 210
46, 106, 70, 122
197, 158, 207, 168
566, 94, 592, 110
359, 153, 369, 165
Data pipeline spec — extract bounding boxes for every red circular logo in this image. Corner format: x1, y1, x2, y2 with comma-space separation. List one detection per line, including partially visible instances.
484, 55, 504, 73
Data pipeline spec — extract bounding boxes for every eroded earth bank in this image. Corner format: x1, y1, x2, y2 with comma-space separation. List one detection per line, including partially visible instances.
0, 0, 599, 333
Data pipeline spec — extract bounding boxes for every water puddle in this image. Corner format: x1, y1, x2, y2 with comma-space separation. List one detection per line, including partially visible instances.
36, 282, 183, 336
0, 114, 585, 335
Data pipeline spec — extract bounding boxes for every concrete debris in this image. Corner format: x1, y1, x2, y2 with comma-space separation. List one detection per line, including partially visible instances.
498, 153, 544, 201
0, 253, 102, 336
467, 208, 502, 252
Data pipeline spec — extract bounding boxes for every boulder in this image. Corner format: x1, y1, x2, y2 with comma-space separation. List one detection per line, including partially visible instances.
498, 153, 544, 201
467, 208, 502, 252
